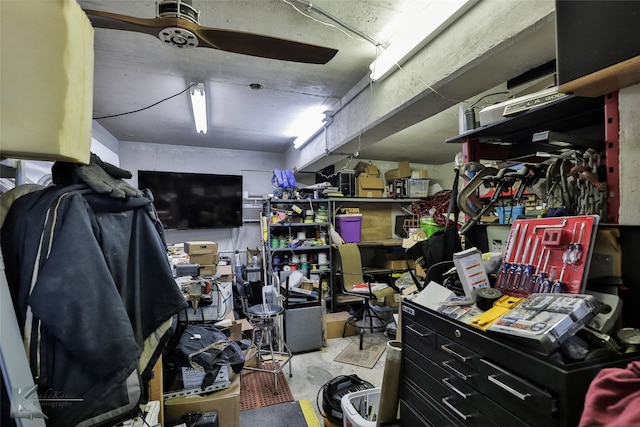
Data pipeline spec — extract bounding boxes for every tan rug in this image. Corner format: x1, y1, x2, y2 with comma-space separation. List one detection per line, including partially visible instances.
333, 340, 386, 369
240, 363, 294, 411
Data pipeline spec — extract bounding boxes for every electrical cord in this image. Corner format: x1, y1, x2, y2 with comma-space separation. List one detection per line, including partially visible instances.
94, 83, 196, 120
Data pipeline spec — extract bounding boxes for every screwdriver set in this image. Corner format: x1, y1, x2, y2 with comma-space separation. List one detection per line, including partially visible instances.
494, 215, 599, 298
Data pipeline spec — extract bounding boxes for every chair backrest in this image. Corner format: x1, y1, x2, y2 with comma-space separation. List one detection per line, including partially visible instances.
335, 243, 365, 292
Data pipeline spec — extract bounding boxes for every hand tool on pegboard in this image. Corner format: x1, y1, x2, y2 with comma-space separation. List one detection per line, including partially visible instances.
501, 223, 529, 291
551, 263, 568, 293
563, 222, 579, 264
495, 222, 521, 290
572, 221, 587, 265
506, 235, 532, 291
533, 249, 551, 293
516, 236, 540, 293
538, 266, 557, 293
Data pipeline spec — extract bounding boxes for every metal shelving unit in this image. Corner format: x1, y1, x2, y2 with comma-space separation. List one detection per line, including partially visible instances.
263, 198, 333, 308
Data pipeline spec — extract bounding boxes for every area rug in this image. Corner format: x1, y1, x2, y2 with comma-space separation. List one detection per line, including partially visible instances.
240, 363, 294, 411
333, 339, 386, 369
240, 400, 321, 427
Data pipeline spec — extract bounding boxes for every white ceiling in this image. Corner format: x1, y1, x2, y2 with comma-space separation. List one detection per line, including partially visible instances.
77, 0, 555, 168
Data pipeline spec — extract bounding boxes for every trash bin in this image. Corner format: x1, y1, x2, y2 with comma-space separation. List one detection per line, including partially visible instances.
340, 387, 381, 427
335, 214, 363, 243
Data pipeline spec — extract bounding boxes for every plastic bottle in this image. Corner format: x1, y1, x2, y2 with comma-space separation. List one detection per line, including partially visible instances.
234, 250, 244, 283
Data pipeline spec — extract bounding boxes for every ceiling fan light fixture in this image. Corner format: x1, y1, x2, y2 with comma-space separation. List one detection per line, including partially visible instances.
159, 27, 199, 48
190, 83, 207, 134
369, 0, 474, 81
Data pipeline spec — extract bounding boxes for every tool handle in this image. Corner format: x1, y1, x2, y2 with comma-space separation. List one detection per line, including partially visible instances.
504, 222, 521, 262
528, 236, 540, 265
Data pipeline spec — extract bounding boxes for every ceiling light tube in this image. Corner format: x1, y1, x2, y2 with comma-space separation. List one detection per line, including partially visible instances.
293, 110, 333, 149
190, 82, 207, 133
369, 0, 473, 81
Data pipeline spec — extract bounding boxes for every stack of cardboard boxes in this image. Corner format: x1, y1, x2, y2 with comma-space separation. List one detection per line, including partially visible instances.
356, 163, 385, 198
184, 241, 233, 280
185, 241, 218, 275
385, 161, 430, 198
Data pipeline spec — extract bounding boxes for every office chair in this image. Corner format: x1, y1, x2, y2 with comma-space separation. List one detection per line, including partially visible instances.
336, 243, 396, 350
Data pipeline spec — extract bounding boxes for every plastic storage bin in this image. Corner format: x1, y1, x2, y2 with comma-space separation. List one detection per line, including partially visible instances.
340, 387, 380, 427
495, 205, 525, 224
335, 214, 363, 243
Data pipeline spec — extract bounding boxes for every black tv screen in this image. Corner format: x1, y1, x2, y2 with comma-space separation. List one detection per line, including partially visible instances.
138, 171, 243, 229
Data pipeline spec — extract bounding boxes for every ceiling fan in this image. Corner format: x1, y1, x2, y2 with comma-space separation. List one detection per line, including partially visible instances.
82, 0, 338, 64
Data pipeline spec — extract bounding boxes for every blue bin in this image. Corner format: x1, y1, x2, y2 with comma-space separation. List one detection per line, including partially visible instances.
495, 206, 525, 224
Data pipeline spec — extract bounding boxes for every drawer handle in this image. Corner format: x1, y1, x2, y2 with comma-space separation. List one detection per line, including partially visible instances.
440, 343, 471, 361
442, 378, 471, 399
441, 361, 468, 381
407, 324, 433, 338
487, 374, 532, 401
441, 397, 471, 420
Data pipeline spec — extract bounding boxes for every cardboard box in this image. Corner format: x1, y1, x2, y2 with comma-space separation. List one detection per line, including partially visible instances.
364, 164, 380, 175
384, 161, 412, 182
324, 311, 358, 339
185, 241, 218, 255
415, 169, 429, 179
199, 264, 217, 276
219, 274, 233, 283
356, 162, 380, 176
217, 264, 233, 276
301, 279, 319, 291
357, 174, 385, 198
383, 259, 414, 270
190, 253, 216, 265
164, 374, 240, 427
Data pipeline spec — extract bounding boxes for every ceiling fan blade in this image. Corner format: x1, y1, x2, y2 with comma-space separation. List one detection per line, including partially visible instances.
83, 9, 170, 37
83, 9, 338, 64
195, 28, 338, 64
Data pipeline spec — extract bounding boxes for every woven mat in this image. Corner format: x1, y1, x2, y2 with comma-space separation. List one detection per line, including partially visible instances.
240, 363, 294, 411
334, 340, 386, 369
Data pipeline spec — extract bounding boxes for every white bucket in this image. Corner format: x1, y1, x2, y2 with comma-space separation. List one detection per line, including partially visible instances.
340, 388, 380, 427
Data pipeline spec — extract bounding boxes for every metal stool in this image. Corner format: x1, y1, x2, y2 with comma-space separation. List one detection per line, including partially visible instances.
242, 303, 292, 394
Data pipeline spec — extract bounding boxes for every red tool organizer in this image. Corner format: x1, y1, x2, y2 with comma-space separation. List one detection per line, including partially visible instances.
495, 215, 599, 298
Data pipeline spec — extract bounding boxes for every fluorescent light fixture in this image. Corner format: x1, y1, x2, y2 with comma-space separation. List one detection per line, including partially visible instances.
291, 107, 332, 149
190, 82, 207, 133
369, 0, 473, 81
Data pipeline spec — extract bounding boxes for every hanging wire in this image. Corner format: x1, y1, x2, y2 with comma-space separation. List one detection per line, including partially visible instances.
93, 83, 196, 120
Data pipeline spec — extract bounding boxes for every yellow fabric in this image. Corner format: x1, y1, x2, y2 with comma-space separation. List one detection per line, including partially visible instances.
336, 244, 395, 299
336, 243, 364, 291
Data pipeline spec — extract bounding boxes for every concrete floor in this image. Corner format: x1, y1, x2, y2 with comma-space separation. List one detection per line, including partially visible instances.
284, 330, 389, 425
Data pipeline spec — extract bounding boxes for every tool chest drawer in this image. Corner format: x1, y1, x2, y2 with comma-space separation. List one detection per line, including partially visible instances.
405, 346, 531, 427
402, 379, 458, 427
404, 321, 437, 355
400, 396, 450, 427
477, 358, 556, 425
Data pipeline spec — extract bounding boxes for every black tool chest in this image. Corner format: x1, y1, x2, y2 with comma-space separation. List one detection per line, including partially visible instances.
399, 298, 639, 427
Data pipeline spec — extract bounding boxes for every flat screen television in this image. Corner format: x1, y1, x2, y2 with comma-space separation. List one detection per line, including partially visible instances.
138, 170, 243, 229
